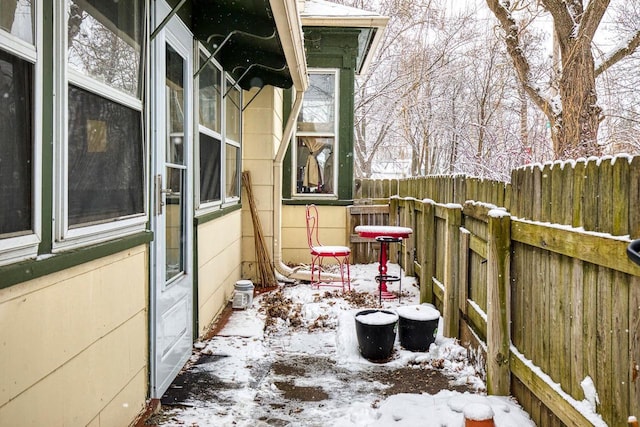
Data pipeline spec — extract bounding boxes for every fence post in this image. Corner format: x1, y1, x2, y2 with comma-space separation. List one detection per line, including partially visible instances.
486, 209, 511, 395
443, 205, 461, 337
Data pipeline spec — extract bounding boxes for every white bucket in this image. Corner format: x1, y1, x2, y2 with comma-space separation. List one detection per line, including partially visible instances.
232, 280, 254, 309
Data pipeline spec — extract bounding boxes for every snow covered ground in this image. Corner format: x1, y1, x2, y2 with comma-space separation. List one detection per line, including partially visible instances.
150, 264, 535, 426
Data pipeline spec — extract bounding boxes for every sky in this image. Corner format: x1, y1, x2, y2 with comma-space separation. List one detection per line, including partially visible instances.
151, 263, 543, 426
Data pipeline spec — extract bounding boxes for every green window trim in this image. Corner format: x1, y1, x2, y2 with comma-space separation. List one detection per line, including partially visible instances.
0, 231, 153, 290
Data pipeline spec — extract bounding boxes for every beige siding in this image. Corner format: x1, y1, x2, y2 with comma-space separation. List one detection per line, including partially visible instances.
282, 205, 349, 265
241, 86, 281, 282
197, 211, 242, 335
0, 246, 149, 427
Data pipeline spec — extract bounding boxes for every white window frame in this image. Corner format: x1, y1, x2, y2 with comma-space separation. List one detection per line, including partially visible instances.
53, 0, 147, 251
293, 68, 339, 199
0, 1, 43, 266
222, 73, 241, 207
195, 44, 223, 214
194, 52, 242, 215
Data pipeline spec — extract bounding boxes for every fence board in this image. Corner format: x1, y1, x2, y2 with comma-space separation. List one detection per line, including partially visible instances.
612, 270, 629, 423
548, 252, 562, 384
630, 157, 640, 238
630, 275, 640, 420
511, 219, 640, 276
570, 258, 584, 399
612, 157, 629, 236
572, 159, 586, 228
596, 266, 613, 423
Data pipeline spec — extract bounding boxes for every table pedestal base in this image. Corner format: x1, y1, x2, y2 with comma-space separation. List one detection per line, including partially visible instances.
380, 290, 397, 300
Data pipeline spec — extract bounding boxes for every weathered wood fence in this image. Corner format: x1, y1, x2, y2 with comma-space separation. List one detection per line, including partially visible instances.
351, 155, 640, 427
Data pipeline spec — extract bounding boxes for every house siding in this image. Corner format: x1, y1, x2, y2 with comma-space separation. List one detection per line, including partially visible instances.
0, 245, 148, 426
281, 205, 349, 265
241, 87, 283, 284
197, 211, 242, 336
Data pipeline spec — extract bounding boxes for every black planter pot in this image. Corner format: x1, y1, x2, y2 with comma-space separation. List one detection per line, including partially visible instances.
396, 305, 440, 352
354, 309, 398, 361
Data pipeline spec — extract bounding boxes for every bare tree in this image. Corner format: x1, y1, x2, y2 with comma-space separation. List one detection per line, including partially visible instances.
485, 0, 640, 159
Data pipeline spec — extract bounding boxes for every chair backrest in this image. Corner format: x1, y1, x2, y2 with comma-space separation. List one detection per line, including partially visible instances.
305, 204, 321, 248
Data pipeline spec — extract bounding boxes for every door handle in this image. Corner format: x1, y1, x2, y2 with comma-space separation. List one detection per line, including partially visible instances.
154, 175, 163, 215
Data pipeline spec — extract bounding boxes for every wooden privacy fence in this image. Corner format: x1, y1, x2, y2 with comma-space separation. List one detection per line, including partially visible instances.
356, 155, 640, 239
386, 195, 640, 427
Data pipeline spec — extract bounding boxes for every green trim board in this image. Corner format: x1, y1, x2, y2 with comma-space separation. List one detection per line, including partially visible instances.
194, 203, 242, 225
0, 231, 153, 289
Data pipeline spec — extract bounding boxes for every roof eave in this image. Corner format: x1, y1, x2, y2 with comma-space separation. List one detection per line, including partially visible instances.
301, 16, 388, 76
270, 0, 309, 91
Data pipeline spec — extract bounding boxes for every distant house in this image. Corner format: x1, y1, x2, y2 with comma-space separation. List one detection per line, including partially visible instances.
0, 0, 386, 425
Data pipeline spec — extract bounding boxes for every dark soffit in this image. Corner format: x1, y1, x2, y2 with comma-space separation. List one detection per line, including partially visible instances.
190, 0, 293, 90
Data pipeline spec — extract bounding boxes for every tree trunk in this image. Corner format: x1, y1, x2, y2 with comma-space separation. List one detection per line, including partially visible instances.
555, 43, 602, 158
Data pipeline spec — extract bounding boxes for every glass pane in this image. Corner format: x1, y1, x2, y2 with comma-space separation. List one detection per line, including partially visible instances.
165, 166, 184, 281
0, 48, 32, 236
67, 84, 144, 227
199, 54, 221, 133
225, 144, 239, 198
297, 73, 335, 133
225, 82, 240, 143
166, 44, 184, 165
67, 0, 143, 97
199, 133, 221, 203
295, 136, 335, 194
0, 0, 33, 44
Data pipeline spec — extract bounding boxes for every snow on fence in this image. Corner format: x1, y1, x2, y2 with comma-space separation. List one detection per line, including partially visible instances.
352, 155, 640, 427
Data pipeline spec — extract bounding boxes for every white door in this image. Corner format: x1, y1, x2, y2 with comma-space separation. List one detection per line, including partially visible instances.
150, 1, 194, 399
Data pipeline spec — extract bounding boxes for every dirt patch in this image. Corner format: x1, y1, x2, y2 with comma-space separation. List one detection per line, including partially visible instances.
369, 366, 472, 396
272, 381, 329, 401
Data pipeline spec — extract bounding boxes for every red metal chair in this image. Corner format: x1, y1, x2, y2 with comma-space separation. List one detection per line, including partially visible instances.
305, 204, 351, 291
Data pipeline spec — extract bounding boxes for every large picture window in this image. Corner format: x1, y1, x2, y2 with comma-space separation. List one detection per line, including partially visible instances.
57, 0, 145, 245
196, 48, 241, 212
0, 0, 40, 266
294, 70, 338, 196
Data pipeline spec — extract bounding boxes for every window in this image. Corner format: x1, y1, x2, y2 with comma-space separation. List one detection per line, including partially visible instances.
294, 70, 338, 196
0, 0, 41, 266
225, 80, 241, 201
56, 0, 145, 246
195, 49, 241, 212
197, 51, 222, 206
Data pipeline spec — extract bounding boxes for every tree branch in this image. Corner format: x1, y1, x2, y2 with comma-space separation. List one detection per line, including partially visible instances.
595, 30, 640, 76
485, 0, 553, 116
578, 0, 610, 42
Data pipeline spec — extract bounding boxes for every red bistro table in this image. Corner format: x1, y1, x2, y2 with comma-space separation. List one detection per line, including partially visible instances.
355, 225, 413, 299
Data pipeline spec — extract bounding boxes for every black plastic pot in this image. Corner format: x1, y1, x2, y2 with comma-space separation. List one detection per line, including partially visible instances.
354, 309, 398, 361
396, 305, 440, 352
